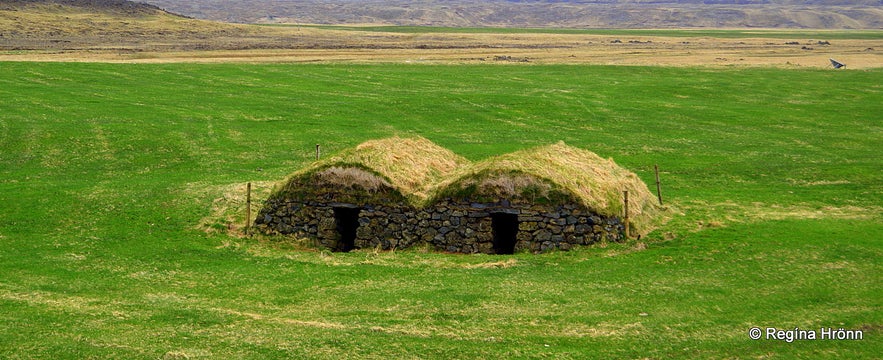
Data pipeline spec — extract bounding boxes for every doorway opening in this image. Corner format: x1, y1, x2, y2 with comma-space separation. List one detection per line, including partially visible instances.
491, 213, 519, 254
333, 207, 361, 252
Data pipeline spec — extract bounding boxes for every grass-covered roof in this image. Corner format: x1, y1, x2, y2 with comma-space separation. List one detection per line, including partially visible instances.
269, 138, 663, 234
428, 142, 664, 234
270, 136, 470, 205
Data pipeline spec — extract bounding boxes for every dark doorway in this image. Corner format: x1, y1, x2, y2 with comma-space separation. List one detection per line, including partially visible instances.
491, 213, 519, 254
333, 207, 361, 252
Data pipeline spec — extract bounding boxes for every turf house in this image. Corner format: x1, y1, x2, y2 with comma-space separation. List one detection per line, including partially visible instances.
254, 137, 662, 254
253, 136, 469, 252
423, 142, 661, 253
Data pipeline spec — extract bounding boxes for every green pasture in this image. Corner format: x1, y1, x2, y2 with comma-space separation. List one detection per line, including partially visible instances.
0, 62, 880, 358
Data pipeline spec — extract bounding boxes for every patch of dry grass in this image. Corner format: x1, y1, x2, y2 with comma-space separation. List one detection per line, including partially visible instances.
668, 199, 883, 236
239, 239, 525, 270
463, 258, 518, 269
645, 200, 879, 243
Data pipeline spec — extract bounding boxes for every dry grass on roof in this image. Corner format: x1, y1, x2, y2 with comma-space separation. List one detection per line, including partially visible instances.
345, 136, 470, 199
273, 136, 470, 204
312, 166, 392, 193
430, 142, 665, 235
268, 138, 666, 234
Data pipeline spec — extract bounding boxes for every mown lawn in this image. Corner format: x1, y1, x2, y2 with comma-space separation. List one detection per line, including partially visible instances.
0, 62, 880, 358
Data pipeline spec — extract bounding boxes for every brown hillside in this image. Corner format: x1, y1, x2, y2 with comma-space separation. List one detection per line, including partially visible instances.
0, 0, 392, 52
137, 0, 883, 29
0, 0, 249, 50
1, 0, 166, 14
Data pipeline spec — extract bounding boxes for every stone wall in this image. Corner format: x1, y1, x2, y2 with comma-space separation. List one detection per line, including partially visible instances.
255, 196, 625, 254
253, 197, 420, 251
419, 199, 624, 253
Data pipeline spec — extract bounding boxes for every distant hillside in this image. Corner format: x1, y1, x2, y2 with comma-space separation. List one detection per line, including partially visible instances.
0, 0, 171, 17
0, 0, 256, 51
134, 0, 883, 29
0, 0, 450, 52
2, 0, 159, 11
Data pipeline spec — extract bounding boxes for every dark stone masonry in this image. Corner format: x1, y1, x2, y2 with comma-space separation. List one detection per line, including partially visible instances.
254, 196, 624, 254
424, 199, 624, 253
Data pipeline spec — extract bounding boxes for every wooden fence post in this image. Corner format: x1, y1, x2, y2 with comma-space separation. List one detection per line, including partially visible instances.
654, 164, 663, 205
316, 144, 321, 160
623, 190, 630, 239
245, 182, 252, 233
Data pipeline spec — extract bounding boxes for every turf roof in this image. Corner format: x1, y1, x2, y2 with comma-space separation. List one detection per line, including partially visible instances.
428, 141, 664, 234
269, 137, 664, 234
271, 136, 470, 205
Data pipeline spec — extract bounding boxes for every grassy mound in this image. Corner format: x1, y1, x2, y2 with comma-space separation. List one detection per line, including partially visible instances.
429, 142, 665, 235
271, 136, 470, 205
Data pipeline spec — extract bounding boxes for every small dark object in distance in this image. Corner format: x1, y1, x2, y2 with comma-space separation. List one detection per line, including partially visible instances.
830, 58, 845, 69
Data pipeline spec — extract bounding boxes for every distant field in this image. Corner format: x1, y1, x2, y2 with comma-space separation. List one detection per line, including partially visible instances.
3, 1, 882, 67
0, 63, 880, 358
293, 25, 883, 39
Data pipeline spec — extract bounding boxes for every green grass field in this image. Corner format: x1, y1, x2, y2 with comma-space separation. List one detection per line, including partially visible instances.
0, 62, 880, 358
